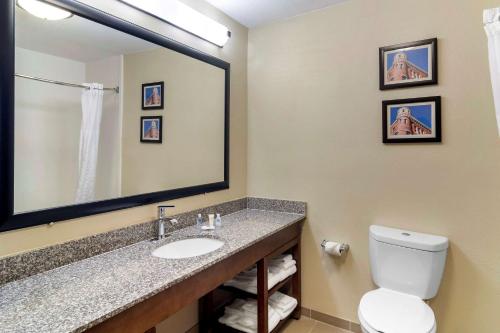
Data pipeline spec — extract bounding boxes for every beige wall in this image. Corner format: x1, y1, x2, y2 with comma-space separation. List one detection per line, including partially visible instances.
248, 0, 500, 331
121, 48, 225, 196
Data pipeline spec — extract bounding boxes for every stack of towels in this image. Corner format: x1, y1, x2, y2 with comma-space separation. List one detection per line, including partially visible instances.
218, 292, 298, 333
218, 299, 280, 333
223, 254, 297, 294
269, 292, 299, 320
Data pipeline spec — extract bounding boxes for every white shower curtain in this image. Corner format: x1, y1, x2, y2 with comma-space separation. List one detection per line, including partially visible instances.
484, 8, 500, 135
75, 83, 104, 203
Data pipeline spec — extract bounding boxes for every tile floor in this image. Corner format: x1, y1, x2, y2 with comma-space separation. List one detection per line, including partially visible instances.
281, 316, 351, 333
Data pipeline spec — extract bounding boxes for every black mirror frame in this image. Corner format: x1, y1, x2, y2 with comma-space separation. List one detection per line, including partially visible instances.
0, 0, 230, 232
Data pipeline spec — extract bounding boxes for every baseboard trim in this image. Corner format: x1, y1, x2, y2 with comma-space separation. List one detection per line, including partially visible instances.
301, 307, 362, 333
182, 309, 360, 333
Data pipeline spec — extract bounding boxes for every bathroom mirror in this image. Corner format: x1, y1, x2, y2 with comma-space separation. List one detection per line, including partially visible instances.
0, 0, 229, 231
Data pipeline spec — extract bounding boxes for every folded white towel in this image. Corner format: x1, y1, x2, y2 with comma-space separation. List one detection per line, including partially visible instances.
270, 298, 294, 312
224, 277, 281, 295
219, 313, 240, 325
224, 280, 253, 294
273, 254, 293, 263
269, 292, 298, 319
278, 264, 297, 282
225, 270, 283, 294
218, 298, 281, 333
275, 260, 296, 270
271, 255, 296, 270
272, 300, 297, 320
269, 291, 296, 308
226, 298, 247, 313
272, 301, 295, 315
231, 272, 280, 287
241, 303, 258, 315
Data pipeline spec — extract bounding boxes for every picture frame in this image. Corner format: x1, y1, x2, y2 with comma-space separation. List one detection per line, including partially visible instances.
142, 81, 164, 110
140, 116, 163, 143
382, 96, 441, 143
379, 38, 437, 90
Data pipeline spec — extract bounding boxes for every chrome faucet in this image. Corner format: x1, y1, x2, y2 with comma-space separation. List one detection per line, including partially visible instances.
157, 205, 177, 240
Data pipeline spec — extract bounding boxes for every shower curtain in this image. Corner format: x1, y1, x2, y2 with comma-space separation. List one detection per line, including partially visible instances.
484, 8, 500, 135
75, 83, 104, 203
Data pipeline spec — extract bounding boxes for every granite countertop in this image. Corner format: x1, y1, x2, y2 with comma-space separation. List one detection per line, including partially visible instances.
0, 209, 304, 333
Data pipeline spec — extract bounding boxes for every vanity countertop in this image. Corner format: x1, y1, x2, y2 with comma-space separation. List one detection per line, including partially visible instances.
0, 209, 305, 333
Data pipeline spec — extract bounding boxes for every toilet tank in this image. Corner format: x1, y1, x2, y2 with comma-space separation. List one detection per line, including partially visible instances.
369, 225, 448, 299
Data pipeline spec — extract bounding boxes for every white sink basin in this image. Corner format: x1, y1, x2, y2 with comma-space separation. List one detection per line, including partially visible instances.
152, 238, 224, 259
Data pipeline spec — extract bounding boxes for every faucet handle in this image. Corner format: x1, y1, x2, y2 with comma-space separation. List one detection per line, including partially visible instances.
158, 205, 175, 219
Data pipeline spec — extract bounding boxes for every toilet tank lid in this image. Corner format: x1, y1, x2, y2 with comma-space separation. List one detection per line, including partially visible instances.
370, 225, 448, 252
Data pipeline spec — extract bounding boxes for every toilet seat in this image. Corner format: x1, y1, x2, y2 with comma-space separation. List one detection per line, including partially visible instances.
358, 288, 436, 333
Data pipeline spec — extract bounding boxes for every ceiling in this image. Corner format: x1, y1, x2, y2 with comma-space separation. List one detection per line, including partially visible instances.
204, 0, 348, 28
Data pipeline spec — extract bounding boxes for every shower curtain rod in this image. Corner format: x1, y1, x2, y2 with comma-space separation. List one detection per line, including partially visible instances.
14, 73, 120, 93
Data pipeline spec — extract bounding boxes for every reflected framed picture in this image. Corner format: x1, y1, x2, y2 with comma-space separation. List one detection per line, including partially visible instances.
142, 81, 164, 110
382, 96, 441, 143
379, 38, 437, 90
140, 116, 162, 143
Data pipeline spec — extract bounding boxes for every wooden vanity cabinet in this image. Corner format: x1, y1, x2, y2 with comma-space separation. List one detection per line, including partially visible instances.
85, 220, 303, 333
199, 236, 302, 333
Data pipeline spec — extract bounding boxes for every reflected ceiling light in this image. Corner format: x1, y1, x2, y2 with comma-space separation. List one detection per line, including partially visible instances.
120, 0, 230, 47
17, 0, 72, 20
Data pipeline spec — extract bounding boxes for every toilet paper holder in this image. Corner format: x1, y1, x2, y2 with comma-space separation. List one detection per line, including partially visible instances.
321, 240, 350, 257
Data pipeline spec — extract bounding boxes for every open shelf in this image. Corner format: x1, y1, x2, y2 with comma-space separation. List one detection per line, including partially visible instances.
199, 236, 301, 333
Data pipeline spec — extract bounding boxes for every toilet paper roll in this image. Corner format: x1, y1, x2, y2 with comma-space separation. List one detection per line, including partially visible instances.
321, 240, 349, 257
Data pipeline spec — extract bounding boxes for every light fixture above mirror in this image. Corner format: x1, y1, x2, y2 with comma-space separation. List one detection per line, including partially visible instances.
17, 0, 72, 20
119, 0, 230, 47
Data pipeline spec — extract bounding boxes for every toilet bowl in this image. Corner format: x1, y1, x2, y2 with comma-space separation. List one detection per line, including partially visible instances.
358, 225, 448, 333
358, 288, 436, 333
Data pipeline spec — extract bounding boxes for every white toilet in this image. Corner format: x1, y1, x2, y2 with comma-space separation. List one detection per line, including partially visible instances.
358, 225, 448, 333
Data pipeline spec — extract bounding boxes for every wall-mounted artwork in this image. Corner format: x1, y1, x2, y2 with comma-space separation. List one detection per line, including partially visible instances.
142, 81, 164, 110
379, 38, 437, 90
382, 96, 441, 143
140, 116, 162, 143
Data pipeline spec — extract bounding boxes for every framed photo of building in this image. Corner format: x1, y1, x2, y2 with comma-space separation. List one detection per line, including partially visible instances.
379, 38, 437, 90
142, 81, 164, 110
382, 96, 441, 143
140, 116, 162, 143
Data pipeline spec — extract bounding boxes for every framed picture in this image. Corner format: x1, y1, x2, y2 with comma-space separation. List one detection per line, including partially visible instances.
382, 96, 441, 143
379, 38, 437, 90
140, 116, 162, 143
142, 81, 164, 110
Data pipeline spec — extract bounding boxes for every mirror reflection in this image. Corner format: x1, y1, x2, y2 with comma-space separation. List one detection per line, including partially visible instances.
14, 7, 225, 214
